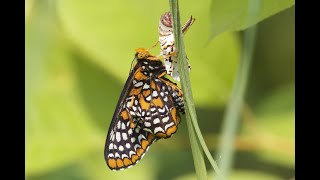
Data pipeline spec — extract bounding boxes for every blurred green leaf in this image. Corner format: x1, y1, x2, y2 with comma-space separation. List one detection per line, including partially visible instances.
26, 4, 101, 176
175, 170, 282, 180
189, 32, 240, 107
28, 150, 158, 180
255, 83, 295, 138
240, 83, 294, 168
209, 0, 295, 38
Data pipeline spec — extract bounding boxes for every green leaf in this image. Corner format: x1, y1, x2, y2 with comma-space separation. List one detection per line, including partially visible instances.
209, 0, 295, 38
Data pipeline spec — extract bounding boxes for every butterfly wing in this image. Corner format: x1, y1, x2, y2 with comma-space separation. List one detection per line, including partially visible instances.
105, 66, 159, 170
135, 75, 185, 139
105, 58, 185, 170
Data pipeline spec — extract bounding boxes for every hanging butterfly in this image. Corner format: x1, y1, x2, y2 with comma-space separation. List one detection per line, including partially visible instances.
104, 48, 185, 171
158, 12, 195, 81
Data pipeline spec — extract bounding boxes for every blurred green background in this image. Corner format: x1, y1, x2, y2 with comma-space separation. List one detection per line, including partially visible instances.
25, 0, 294, 179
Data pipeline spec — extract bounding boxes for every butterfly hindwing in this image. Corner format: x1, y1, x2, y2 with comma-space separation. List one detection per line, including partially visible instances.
138, 77, 181, 138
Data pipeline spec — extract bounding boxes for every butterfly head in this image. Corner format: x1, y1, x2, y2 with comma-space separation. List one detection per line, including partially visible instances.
135, 48, 160, 61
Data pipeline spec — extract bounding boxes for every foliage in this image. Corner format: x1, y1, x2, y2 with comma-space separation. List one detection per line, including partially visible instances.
26, 0, 294, 179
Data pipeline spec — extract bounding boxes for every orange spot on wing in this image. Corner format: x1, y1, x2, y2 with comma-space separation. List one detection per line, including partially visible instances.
141, 140, 149, 149
123, 158, 132, 166
166, 125, 177, 137
156, 132, 166, 138
129, 120, 135, 129
143, 89, 151, 97
170, 108, 178, 124
151, 81, 156, 90
152, 97, 163, 107
116, 159, 124, 168
147, 134, 156, 142
121, 111, 129, 120
129, 87, 142, 96
131, 155, 139, 163
137, 148, 144, 156
140, 96, 150, 110
107, 159, 117, 169
134, 70, 147, 81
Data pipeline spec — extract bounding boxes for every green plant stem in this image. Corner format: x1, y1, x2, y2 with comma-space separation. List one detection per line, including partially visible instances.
169, 0, 221, 178
216, 1, 260, 179
216, 22, 258, 180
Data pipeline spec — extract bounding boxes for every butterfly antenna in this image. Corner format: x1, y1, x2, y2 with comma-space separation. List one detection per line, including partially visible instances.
129, 56, 136, 74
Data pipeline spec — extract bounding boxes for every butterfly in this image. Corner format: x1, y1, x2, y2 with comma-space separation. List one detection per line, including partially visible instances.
104, 48, 185, 170
158, 12, 195, 82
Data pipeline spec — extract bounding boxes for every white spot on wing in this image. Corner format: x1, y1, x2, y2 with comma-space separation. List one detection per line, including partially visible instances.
109, 143, 114, 150
134, 81, 143, 87
153, 118, 160, 124
134, 144, 141, 150
159, 107, 165, 113
122, 133, 128, 140
116, 132, 121, 142
144, 122, 151, 127
108, 154, 114, 158
143, 83, 150, 89
152, 91, 158, 97
135, 127, 140, 133
129, 150, 135, 157
122, 122, 126, 130
131, 137, 136, 143
126, 101, 131, 108
162, 116, 169, 123
138, 134, 145, 143
154, 127, 165, 134
164, 122, 175, 131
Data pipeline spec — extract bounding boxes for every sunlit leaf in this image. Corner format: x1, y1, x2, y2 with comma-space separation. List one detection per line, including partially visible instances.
209, 0, 295, 38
